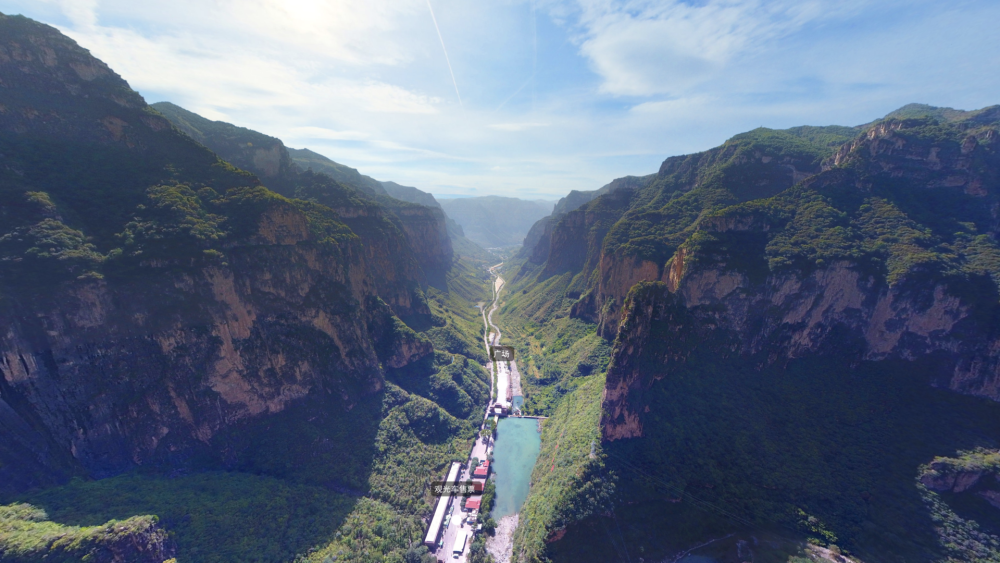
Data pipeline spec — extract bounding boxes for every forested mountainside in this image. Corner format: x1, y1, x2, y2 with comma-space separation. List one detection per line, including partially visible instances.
284, 147, 441, 212
285, 146, 467, 239
284, 147, 387, 197
517, 174, 655, 267
505, 107, 1000, 562
150, 101, 454, 288
0, 13, 492, 563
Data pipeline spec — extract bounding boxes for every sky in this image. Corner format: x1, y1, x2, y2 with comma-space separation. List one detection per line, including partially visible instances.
4, 0, 1000, 199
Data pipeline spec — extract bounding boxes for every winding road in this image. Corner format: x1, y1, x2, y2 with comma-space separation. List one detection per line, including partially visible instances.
484, 262, 504, 352
435, 262, 506, 563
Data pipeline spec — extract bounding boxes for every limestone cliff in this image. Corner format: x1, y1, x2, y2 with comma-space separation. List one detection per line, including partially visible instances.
150, 102, 297, 186
0, 200, 430, 486
600, 110, 1000, 439
151, 102, 454, 291
0, 12, 434, 494
591, 113, 1000, 557
516, 174, 655, 274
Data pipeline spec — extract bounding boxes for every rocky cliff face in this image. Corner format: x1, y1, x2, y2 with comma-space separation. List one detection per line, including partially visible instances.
0, 13, 434, 494
151, 101, 297, 185
515, 175, 655, 275
541, 187, 638, 282
541, 129, 839, 337
381, 201, 453, 287
579, 112, 1000, 560
0, 15, 149, 141
285, 147, 388, 197
380, 180, 440, 208
152, 102, 454, 292
600, 111, 1000, 440
0, 200, 429, 485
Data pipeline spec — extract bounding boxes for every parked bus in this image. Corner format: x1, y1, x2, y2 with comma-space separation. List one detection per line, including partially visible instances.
452, 533, 467, 558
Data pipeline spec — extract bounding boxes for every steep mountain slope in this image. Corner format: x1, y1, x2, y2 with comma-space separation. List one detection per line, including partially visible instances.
149, 101, 297, 189
554, 174, 657, 217
599, 110, 1000, 411
522, 126, 858, 336
0, 13, 491, 563
438, 196, 555, 248
508, 107, 1000, 563
285, 146, 388, 196
287, 141, 471, 240
516, 175, 655, 275
380, 180, 440, 208
150, 101, 455, 289
0, 9, 432, 484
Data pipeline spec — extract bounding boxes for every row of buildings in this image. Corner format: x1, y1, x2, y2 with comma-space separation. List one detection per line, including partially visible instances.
423, 459, 493, 551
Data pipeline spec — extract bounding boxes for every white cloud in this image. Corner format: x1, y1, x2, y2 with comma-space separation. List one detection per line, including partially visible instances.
50, 11, 441, 120
488, 122, 549, 131
37, 0, 97, 28
347, 82, 441, 114
10, 0, 1000, 201
87, 0, 423, 66
571, 0, 866, 97
290, 127, 370, 141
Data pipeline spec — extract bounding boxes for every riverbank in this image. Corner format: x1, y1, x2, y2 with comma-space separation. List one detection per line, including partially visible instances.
487, 514, 518, 563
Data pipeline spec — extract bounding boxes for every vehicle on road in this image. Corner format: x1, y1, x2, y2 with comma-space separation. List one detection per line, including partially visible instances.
452, 533, 467, 559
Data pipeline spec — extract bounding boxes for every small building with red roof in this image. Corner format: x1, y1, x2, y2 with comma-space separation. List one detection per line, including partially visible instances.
473, 460, 490, 478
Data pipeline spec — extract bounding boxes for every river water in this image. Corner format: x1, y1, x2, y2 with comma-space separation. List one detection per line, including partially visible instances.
491, 416, 541, 520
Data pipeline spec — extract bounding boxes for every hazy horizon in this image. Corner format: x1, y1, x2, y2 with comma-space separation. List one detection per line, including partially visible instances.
6, 0, 999, 199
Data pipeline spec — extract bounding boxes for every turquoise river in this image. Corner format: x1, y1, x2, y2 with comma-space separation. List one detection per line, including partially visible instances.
490, 415, 542, 519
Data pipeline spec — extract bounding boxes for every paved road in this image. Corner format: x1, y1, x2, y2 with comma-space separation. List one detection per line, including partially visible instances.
437, 434, 493, 562
434, 263, 504, 562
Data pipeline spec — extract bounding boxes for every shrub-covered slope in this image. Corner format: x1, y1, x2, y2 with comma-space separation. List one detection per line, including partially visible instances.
0, 504, 174, 563
150, 101, 455, 288
0, 12, 494, 563
511, 107, 1000, 563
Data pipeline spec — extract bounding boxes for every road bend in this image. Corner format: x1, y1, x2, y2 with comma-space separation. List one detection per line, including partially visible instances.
436, 262, 506, 562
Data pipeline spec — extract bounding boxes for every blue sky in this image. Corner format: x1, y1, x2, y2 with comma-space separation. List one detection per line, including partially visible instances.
5, 0, 1000, 199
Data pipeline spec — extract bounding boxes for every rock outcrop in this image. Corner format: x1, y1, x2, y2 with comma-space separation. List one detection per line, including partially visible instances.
0, 504, 176, 562
0, 203, 430, 483
151, 102, 454, 291
0, 12, 434, 494
599, 112, 1000, 439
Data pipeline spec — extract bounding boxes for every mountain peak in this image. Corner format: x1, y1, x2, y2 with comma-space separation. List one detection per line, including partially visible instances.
0, 11, 145, 113
883, 102, 1000, 126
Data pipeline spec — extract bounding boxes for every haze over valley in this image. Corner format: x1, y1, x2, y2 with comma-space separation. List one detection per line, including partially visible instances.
2, 4, 1000, 563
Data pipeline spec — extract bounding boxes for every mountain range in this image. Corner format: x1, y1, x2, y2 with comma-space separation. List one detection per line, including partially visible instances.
0, 12, 491, 562
3, 8, 1000, 563
506, 105, 1000, 563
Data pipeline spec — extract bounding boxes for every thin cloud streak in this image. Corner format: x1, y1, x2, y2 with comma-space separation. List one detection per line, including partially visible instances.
493, 73, 535, 113
425, 0, 462, 106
